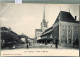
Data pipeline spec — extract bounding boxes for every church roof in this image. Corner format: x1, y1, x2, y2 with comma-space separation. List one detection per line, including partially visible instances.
54, 11, 77, 24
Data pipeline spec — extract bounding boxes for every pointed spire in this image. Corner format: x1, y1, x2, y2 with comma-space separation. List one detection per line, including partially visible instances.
43, 4, 46, 22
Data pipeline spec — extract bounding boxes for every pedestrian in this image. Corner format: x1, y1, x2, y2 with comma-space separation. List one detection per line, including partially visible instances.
55, 39, 59, 48
51, 45, 52, 47
13, 45, 15, 49
50, 41, 53, 47
27, 43, 29, 48
73, 42, 74, 48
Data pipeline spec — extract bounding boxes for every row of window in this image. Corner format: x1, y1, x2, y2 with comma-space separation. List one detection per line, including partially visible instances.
60, 25, 79, 29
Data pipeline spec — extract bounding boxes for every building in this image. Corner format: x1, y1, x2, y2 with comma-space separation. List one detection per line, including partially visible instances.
37, 26, 53, 44
37, 11, 79, 46
1, 27, 19, 48
19, 34, 28, 44
27, 38, 34, 45
35, 7, 48, 39
41, 7, 48, 32
56, 11, 79, 44
35, 29, 42, 38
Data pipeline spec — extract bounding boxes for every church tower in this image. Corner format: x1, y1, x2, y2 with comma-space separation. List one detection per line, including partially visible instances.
41, 6, 48, 32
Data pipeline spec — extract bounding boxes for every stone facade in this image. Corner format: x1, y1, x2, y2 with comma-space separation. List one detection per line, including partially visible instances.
59, 21, 79, 44
38, 11, 79, 46
35, 29, 42, 38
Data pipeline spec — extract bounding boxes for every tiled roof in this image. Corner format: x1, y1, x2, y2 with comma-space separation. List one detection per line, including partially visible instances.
54, 11, 77, 24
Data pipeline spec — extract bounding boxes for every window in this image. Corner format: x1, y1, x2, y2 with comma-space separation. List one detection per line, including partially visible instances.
63, 29, 65, 31
69, 34, 70, 37
63, 35, 64, 38
38, 33, 40, 35
68, 25, 70, 28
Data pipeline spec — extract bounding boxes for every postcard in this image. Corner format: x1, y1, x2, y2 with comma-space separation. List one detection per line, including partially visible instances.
0, 3, 79, 56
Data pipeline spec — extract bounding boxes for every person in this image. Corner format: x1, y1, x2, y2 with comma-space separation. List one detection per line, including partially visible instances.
27, 43, 29, 48
55, 39, 59, 48
12, 41, 16, 49
50, 41, 53, 47
13, 45, 15, 49
73, 38, 79, 48
45, 40, 47, 45
73, 39, 76, 48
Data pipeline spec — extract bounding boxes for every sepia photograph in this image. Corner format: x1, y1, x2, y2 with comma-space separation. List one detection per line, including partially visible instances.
0, 3, 79, 56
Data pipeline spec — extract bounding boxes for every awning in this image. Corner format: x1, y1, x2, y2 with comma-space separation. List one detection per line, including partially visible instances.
41, 30, 52, 37
37, 38, 53, 41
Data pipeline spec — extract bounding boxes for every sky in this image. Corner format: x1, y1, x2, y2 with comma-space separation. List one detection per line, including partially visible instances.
0, 3, 79, 38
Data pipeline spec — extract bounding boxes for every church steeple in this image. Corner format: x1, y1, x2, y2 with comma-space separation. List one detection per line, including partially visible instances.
43, 5, 46, 22
41, 4, 48, 32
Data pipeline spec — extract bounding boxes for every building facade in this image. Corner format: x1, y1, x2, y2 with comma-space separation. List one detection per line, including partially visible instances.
37, 26, 53, 44
35, 8, 48, 39
35, 29, 42, 38
59, 20, 79, 44
37, 11, 79, 46
1, 27, 19, 48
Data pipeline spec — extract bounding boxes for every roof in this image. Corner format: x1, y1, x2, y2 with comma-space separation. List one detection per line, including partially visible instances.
54, 11, 78, 24
1, 27, 18, 35
1, 27, 9, 31
35, 29, 42, 32
44, 26, 53, 33
41, 26, 53, 36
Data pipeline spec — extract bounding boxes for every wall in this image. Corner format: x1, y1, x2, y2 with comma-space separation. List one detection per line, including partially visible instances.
52, 22, 59, 43
59, 21, 79, 44
35, 30, 42, 38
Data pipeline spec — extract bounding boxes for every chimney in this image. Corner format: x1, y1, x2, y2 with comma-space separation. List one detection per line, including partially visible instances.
75, 16, 77, 21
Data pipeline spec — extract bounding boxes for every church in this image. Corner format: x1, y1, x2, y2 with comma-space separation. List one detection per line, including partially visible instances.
35, 7, 48, 40
35, 6, 79, 47
36, 10, 79, 46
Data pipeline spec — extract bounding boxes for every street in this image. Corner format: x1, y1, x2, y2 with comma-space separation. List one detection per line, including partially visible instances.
14, 43, 78, 49
1, 43, 79, 56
